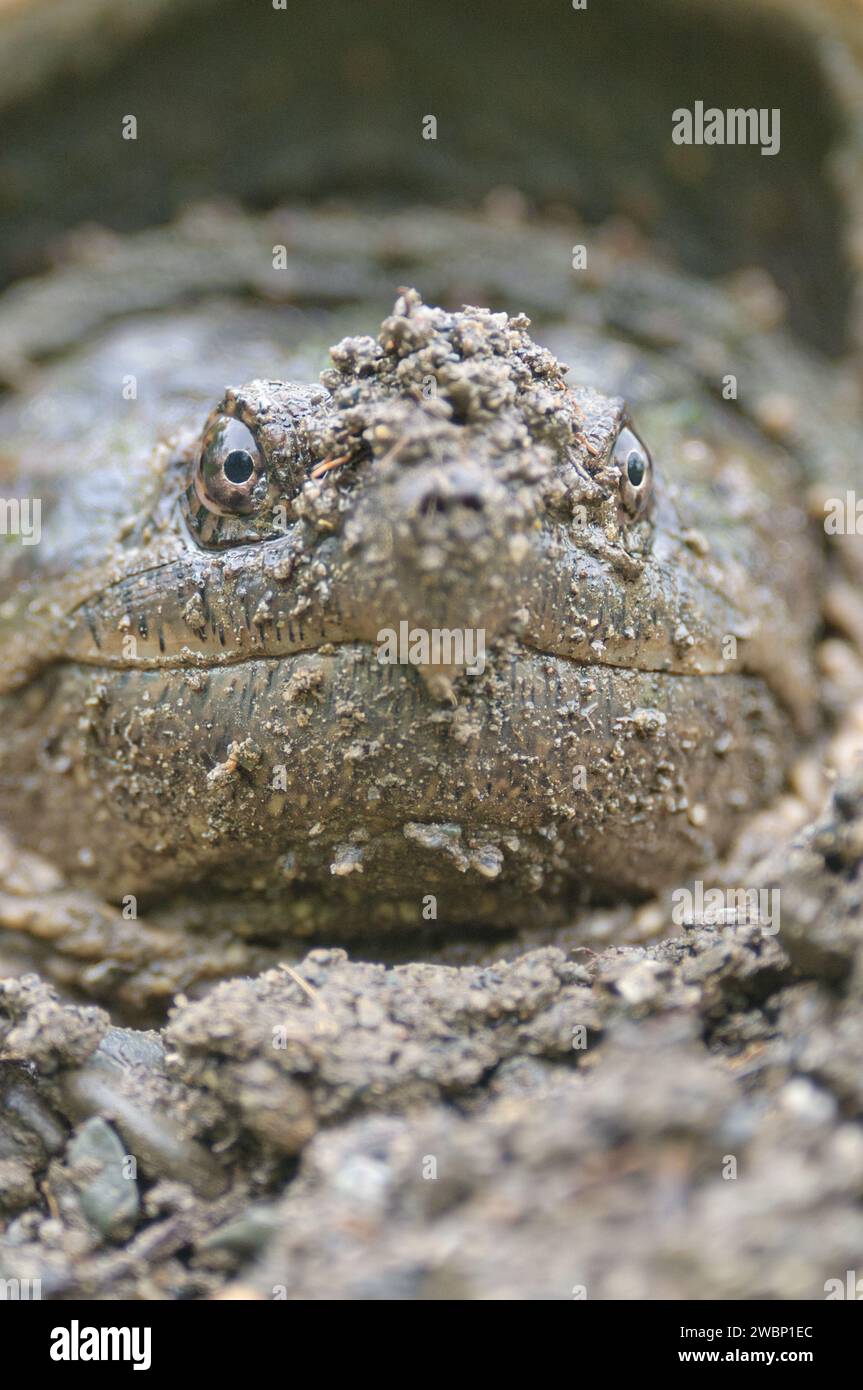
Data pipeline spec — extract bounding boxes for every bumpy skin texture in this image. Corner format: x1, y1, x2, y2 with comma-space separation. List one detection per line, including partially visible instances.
0, 287, 819, 933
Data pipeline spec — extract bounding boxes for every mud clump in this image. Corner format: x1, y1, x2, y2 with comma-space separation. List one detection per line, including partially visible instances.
3, 771, 863, 1298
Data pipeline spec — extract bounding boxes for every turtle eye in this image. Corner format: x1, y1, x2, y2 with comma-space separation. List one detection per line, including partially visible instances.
613, 424, 653, 517
195, 416, 268, 515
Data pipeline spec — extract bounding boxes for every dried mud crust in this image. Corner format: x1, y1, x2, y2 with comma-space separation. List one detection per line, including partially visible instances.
2, 769, 863, 1298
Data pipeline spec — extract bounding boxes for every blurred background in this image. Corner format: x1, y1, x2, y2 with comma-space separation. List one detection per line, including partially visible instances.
0, 0, 860, 355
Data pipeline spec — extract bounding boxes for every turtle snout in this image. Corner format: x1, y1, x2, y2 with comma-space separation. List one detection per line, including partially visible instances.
390, 463, 508, 565
340, 453, 544, 695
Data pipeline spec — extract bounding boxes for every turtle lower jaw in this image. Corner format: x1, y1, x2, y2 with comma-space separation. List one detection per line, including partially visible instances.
2, 640, 792, 919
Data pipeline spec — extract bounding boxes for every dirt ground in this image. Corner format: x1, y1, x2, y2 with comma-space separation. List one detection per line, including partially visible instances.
2, 760, 863, 1299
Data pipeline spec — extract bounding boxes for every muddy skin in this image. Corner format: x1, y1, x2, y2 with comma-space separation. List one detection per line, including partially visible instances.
0, 289, 819, 938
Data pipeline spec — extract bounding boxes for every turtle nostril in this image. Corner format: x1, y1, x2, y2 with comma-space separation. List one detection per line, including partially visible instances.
420, 491, 485, 516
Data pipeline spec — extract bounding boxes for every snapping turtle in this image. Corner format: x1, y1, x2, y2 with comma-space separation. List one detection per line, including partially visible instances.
0, 239, 833, 970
